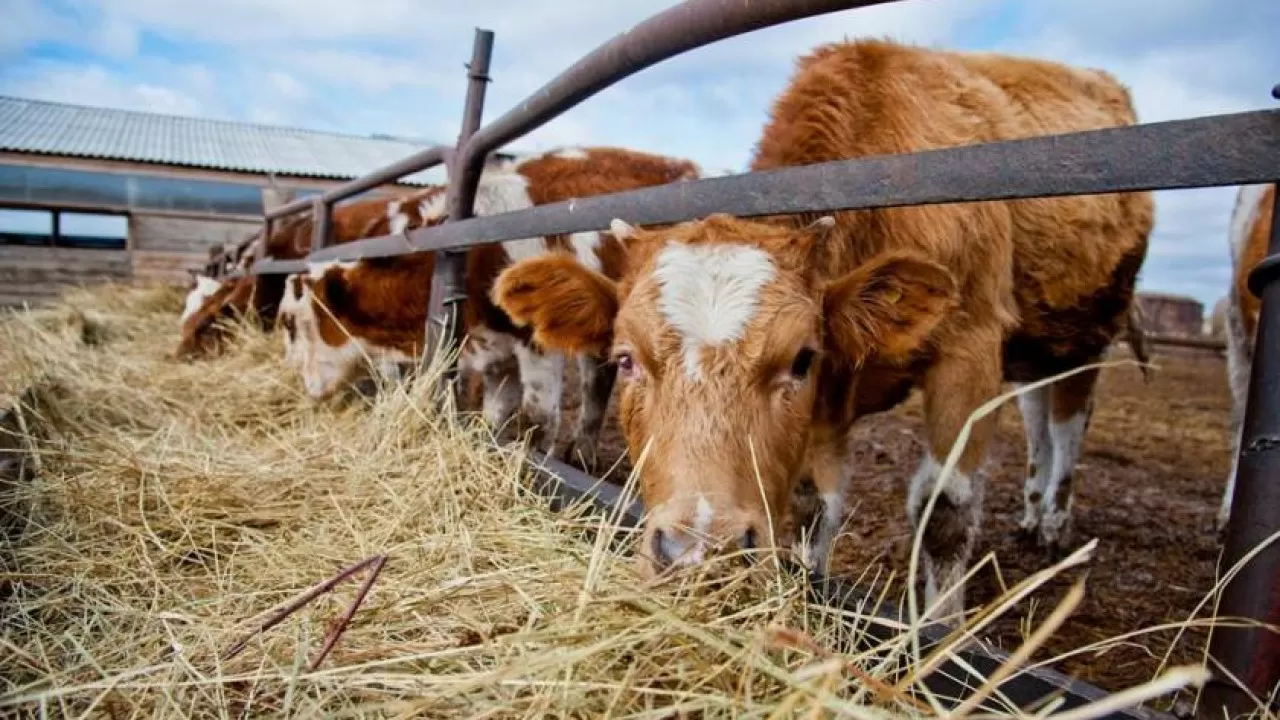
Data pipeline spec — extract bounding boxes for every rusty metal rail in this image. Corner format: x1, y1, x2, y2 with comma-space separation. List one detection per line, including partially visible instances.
298, 108, 1280, 265
234, 1, 1280, 715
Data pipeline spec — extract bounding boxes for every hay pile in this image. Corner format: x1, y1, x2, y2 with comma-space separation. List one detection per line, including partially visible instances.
0, 283, 1212, 718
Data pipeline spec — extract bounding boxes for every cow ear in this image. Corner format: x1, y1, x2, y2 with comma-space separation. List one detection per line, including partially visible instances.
491, 254, 619, 356
822, 251, 957, 365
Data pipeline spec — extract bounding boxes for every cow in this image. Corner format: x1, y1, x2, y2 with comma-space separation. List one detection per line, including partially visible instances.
174, 188, 436, 359
1217, 183, 1274, 533
282, 146, 701, 470
490, 39, 1154, 620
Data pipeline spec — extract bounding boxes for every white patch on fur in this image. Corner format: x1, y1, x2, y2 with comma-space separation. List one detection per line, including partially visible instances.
551, 147, 590, 160
418, 191, 448, 222
1229, 184, 1270, 264
1040, 410, 1088, 546
468, 170, 544, 264
568, 231, 603, 273
386, 199, 409, 235
1016, 384, 1053, 532
180, 275, 222, 324
693, 494, 714, 535
652, 241, 776, 379
906, 453, 974, 528
306, 259, 359, 280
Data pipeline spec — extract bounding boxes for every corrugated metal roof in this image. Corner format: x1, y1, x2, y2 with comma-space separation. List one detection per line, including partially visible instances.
0, 95, 448, 185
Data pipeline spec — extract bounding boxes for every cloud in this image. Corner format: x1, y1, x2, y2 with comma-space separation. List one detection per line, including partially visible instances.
1, 0, 1273, 308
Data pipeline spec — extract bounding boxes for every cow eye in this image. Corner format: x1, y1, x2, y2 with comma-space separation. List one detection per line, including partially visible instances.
615, 352, 642, 381
789, 348, 816, 379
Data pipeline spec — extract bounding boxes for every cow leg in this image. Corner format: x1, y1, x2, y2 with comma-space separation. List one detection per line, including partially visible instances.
561, 353, 617, 474
1039, 366, 1099, 552
1015, 384, 1053, 537
458, 328, 522, 437
513, 340, 566, 455
907, 333, 999, 622
795, 432, 849, 573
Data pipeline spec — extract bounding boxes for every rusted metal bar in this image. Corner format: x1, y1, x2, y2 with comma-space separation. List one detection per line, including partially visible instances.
265, 196, 313, 222
452, 0, 899, 197
292, 108, 1280, 265
1202, 181, 1280, 718
310, 197, 333, 251
522, 449, 1172, 719
423, 28, 494, 391
319, 146, 452, 205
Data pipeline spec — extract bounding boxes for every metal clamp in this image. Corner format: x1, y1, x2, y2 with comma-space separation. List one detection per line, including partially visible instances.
1248, 253, 1280, 299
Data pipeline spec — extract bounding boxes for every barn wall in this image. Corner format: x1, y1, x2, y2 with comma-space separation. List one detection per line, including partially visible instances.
128, 212, 260, 285
0, 245, 131, 308
1136, 294, 1205, 337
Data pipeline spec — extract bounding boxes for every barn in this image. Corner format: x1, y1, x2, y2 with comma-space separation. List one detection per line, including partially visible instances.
1136, 291, 1206, 337
0, 96, 516, 309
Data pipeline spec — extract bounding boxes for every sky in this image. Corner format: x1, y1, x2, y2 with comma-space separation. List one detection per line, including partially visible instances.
2, 0, 1277, 309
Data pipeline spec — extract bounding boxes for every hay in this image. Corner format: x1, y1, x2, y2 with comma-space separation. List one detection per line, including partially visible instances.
0, 283, 1223, 718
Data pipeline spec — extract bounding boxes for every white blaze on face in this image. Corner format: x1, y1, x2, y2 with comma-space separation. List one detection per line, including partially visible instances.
652, 241, 777, 379
181, 275, 222, 325
288, 260, 367, 399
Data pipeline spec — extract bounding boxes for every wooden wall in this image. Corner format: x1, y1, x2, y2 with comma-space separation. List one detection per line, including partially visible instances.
129, 212, 260, 285
0, 246, 132, 308
0, 212, 259, 309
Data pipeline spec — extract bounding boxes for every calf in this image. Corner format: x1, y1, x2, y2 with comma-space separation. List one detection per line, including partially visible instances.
491, 39, 1153, 619
284, 146, 700, 469
1218, 182, 1275, 532
175, 188, 434, 359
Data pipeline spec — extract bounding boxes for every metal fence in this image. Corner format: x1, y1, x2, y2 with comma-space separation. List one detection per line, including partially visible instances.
215, 0, 1280, 716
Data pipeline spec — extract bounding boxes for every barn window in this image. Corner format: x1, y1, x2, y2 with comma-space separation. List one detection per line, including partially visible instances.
0, 208, 53, 246
56, 212, 127, 250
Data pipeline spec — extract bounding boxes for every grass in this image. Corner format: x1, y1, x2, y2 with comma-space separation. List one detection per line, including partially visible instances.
0, 282, 1263, 718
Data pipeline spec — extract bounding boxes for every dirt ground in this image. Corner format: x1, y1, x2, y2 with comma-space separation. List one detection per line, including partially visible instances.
542, 346, 1235, 693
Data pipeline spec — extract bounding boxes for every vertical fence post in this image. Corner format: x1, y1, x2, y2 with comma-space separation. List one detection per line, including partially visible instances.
1201, 90, 1280, 717
311, 197, 333, 251
425, 27, 495, 397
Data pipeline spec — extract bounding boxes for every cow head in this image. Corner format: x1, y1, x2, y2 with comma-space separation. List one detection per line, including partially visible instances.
174, 275, 256, 359
281, 258, 426, 400
491, 213, 956, 577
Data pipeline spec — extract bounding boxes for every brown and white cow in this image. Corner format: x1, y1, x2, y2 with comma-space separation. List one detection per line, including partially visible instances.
283, 146, 701, 468
1217, 183, 1274, 532
491, 39, 1154, 619
174, 188, 436, 359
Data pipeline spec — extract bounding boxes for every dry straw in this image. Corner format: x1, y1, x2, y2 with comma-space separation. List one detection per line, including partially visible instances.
0, 282, 1261, 718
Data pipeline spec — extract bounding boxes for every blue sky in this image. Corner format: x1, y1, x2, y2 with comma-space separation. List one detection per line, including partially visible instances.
2, 0, 1278, 309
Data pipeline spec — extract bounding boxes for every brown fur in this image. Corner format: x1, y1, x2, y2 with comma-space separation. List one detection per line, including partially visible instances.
491, 39, 1154, 613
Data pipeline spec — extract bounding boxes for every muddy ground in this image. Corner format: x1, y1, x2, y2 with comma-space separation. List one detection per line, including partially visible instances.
532, 346, 1235, 693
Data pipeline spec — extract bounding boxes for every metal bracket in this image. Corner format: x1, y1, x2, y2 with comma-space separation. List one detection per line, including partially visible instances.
1248, 253, 1280, 298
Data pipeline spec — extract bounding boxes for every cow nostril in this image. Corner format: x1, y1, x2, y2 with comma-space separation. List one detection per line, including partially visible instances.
651, 529, 672, 569
740, 527, 758, 564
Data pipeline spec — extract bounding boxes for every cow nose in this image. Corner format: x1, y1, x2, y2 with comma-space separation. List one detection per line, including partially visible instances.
651, 528, 707, 570
650, 526, 761, 571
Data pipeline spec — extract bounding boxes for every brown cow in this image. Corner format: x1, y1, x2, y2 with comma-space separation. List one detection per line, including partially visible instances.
491, 39, 1154, 619
1217, 182, 1274, 533
174, 187, 436, 359
284, 146, 700, 469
